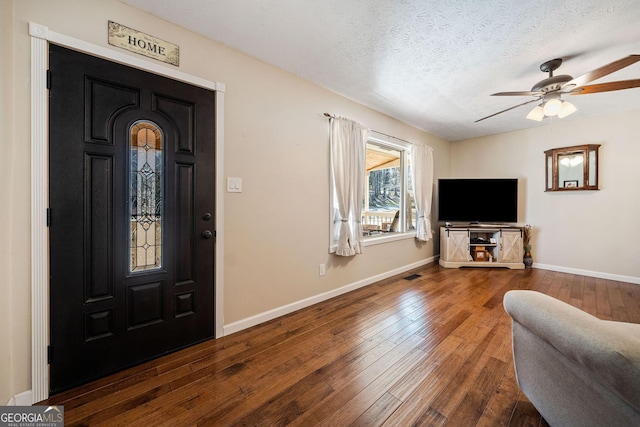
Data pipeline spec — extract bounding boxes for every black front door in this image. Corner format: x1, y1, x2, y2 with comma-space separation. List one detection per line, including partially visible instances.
49, 44, 216, 393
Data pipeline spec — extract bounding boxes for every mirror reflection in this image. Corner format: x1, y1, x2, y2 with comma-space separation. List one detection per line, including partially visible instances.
558, 152, 583, 188
544, 144, 600, 192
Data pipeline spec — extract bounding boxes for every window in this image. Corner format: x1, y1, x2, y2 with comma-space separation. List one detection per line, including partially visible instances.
331, 131, 415, 250
363, 135, 415, 237
130, 120, 164, 272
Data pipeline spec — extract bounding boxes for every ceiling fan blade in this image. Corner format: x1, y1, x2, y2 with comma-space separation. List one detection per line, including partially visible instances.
563, 55, 640, 89
492, 91, 543, 96
569, 79, 640, 95
475, 98, 540, 123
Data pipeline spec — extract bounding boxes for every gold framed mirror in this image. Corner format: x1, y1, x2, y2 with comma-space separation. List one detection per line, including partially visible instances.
544, 144, 600, 191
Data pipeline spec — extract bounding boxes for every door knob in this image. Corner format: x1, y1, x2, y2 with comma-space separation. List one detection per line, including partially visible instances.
201, 230, 213, 239
202, 212, 212, 221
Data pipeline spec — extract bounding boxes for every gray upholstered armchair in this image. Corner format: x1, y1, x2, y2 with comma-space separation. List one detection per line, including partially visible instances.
503, 290, 640, 427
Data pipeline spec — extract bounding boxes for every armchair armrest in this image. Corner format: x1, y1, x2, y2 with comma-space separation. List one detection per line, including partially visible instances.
503, 290, 640, 413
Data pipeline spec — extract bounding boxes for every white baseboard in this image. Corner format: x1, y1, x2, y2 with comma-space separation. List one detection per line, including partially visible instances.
223, 257, 436, 336
6, 390, 33, 406
534, 263, 640, 285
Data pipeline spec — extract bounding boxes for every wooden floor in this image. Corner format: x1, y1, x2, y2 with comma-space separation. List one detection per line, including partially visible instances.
42, 264, 640, 426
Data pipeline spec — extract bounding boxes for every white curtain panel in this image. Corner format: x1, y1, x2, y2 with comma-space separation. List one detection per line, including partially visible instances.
330, 117, 368, 256
411, 144, 434, 242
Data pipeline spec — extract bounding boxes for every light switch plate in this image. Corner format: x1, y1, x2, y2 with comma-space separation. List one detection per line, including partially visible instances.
227, 177, 242, 193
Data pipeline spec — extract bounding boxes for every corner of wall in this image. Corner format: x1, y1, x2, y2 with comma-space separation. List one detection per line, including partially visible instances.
5, 390, 33, 406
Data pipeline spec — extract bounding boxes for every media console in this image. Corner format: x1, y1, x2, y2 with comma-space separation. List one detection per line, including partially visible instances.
439, 225, 524, 269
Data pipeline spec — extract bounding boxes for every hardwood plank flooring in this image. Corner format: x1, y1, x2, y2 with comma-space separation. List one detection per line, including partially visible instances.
41, 264, 640, 426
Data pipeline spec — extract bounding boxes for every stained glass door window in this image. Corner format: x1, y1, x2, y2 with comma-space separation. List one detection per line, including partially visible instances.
130, 121, 163, 272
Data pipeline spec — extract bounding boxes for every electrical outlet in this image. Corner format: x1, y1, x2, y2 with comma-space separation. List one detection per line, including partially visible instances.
319, 264, 326, 276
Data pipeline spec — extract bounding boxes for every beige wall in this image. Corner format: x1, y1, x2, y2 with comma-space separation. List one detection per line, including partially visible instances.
450, 110, 640, 281
2, 0, 448, 402
1, 0, 16, 406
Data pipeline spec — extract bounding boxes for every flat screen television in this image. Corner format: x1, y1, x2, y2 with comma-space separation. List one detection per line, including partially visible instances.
437, 178, 518, 224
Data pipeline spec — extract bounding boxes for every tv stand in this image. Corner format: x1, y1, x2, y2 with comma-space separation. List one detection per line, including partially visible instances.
439, 226, 524, 269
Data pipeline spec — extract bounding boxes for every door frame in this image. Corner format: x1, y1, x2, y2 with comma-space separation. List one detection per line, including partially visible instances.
29, 22, 225, 402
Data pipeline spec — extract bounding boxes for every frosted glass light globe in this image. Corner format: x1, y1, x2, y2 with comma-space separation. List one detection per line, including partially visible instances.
543, 98, 562, 116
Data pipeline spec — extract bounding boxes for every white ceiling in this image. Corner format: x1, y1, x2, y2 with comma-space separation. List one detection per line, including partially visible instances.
123, 0, 640, 141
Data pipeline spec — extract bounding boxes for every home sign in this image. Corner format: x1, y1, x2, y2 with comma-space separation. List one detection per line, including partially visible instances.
108, 21, 179, 66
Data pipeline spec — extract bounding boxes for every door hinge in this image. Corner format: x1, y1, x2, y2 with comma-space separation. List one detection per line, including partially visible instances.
47, 345, 52, 364
46, 208, 51, 227
46, 69, 51, 90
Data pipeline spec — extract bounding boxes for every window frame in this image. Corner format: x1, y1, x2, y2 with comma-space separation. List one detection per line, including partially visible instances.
329, 131, 414, 252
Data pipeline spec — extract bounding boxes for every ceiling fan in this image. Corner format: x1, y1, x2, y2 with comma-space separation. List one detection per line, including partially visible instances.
476, 55, 640, 123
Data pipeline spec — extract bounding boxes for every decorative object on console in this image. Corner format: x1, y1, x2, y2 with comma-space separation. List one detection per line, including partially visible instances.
472, 247, 488, 261
523, 247, 533, 268
523, 224, 534, 268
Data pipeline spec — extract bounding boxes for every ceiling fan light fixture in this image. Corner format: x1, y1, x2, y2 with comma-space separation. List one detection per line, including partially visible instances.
526, 105, 544, 121
478, 55, 640, 125
543, 98, 562, 116
557, 100, 577, 118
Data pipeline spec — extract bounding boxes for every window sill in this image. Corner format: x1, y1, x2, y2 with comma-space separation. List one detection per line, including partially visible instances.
363, 231, 415, 247
362, 230, 416, 247
329, 231, 415, 253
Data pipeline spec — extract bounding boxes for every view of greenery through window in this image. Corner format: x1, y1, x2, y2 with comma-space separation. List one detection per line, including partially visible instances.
368, 167, 400, 211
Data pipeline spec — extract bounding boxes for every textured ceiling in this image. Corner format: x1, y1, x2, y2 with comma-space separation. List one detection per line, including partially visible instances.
123, 0, 640, 141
